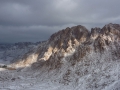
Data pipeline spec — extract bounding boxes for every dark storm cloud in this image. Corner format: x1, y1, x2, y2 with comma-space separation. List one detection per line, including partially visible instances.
0, 0, 120, 43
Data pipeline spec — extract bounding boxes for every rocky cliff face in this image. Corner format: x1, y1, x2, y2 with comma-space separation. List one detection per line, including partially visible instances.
12, 23, 120, 68
42, 23, 119, 65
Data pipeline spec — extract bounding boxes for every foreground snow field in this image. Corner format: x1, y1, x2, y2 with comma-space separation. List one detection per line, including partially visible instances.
0, 51, 120, 90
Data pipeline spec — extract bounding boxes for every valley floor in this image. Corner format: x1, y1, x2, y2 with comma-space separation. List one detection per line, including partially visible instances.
0, 69, 75, 90
0, 63, 120, 90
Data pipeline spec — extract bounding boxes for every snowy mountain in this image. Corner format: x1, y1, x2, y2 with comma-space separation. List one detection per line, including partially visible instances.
0, 42, 36, 64
0, 23, 120, 90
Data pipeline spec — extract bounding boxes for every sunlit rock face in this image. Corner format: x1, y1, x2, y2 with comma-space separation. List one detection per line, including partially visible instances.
42, 23, 119, 68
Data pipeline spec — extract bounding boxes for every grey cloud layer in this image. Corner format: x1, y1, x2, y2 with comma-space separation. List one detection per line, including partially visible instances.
0, 0, 120, 43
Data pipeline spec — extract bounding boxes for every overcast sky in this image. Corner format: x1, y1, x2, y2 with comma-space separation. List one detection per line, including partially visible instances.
0, 0, 120, 43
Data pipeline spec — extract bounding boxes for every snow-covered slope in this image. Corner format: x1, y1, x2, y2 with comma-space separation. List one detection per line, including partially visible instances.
0, 42, 36, 65
0, 23, 120, 90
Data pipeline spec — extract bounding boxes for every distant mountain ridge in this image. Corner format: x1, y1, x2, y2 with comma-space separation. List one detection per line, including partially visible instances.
0, 41, 46, 64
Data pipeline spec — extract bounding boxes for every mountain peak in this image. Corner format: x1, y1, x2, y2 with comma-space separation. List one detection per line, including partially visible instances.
12, 23, 120, 68
49, 25, 89, 45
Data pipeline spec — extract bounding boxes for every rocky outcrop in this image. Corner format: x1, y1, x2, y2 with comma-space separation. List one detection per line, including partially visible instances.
11, 23, 120, 70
